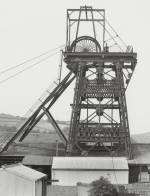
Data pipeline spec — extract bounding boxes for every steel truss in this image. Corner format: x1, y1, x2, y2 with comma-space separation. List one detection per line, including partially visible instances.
0, 71, 75, 153
0, 6, 137, 160
65, 54, 136, 158
64, 6, 137, 158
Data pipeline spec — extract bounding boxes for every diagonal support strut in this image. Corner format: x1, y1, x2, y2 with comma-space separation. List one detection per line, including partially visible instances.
0, 71, 75, 153
42, 107, 67, 146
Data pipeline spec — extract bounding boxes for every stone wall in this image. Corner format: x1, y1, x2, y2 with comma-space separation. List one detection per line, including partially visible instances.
125, 183, 150, 196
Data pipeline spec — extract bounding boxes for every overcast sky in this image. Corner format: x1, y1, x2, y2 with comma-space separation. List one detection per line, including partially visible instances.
0, 0, 149, 135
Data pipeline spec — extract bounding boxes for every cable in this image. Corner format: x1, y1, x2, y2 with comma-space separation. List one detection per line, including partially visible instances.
105, 18, 127, 48
0, 51, 59, 85
97, 11, 127, 51
0, 44, 65, 76
97, 21, 124, 52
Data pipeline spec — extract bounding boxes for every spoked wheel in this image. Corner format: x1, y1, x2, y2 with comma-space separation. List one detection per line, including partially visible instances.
70, 36, 101, 52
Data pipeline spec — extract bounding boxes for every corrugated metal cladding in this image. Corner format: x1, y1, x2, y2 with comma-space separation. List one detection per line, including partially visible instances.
1, 163, 46, 181
52, 157, 128, 170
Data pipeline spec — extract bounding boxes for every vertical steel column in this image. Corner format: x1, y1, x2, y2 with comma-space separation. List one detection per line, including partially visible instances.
116, 61, 132, 158
67, 63, 84, 154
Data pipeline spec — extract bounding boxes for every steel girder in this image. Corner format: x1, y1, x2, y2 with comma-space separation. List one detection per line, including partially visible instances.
65, 52, 136, 158
0, 71, 75, 153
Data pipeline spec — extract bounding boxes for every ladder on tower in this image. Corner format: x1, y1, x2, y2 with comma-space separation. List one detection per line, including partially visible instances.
0, 71, 75, 153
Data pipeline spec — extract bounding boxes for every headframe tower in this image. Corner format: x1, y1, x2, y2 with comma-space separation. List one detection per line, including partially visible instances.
0, 6, 137, 160
64, 6, 137, 158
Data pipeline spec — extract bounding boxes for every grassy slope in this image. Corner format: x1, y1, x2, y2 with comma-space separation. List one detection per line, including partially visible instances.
0, 113, 149, 145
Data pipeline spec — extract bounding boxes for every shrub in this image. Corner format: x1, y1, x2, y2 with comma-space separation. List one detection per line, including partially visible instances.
89, 177, 116, 196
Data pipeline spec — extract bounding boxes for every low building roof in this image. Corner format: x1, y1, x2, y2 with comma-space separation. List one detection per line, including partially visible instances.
52, 157, 128, 170
0, 163, 46, 181
22, 155, 53, 166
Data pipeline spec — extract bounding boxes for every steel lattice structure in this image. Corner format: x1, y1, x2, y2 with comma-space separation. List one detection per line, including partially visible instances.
64, 6, 137, 158
0, 6, 137, 159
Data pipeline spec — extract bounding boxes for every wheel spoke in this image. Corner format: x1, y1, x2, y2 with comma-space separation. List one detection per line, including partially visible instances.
71, 36, 101, 52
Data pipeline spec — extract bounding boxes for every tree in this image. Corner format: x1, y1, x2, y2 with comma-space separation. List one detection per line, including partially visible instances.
89, 177, 115, 196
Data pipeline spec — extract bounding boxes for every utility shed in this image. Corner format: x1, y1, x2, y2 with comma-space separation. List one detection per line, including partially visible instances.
52, 157, 128, 186
0, 163, 47, 196
22, 155, 52, 180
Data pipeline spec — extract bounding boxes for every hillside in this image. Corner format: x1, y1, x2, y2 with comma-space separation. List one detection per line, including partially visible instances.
0, 113, 69, 133
0, 113, 150, 144
131, 132, 150, 144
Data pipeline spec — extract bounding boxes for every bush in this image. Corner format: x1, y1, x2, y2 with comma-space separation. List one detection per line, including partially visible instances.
89, 177, 117, 196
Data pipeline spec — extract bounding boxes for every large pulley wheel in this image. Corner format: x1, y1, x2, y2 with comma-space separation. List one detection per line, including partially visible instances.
70, 36, 101, 52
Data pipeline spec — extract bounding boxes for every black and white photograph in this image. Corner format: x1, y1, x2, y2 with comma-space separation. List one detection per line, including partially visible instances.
0, 0, 149, 195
